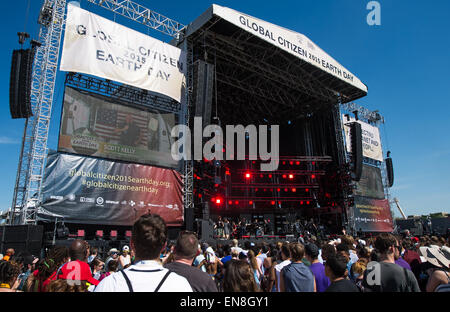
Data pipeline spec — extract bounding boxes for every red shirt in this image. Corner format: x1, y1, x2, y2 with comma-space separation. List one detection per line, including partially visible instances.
58, 260, 99, 286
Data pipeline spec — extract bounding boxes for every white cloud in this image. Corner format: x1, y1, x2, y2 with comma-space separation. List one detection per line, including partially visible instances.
0, 136, 19, 144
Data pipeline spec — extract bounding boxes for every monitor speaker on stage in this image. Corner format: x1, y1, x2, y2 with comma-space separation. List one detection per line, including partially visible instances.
9, 48, 35, 119
194, 60, 215, 126
350, 122, 363, 181
385, 152, 394, 187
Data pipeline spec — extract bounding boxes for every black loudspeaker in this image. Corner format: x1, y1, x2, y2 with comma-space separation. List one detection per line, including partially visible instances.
9, 48, 35, 119
194, 60, 215, 126
0, 225, 43, 256
350, 122, 363, 181
385, 157, 394, 187
200, 219, 214, 242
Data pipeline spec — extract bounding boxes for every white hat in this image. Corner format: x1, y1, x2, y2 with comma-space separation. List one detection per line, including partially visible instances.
122, 245, 130, 252
108, 248, 119, 255
419, 246, 450, 269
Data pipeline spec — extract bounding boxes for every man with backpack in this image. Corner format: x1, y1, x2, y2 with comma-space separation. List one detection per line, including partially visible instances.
95, 214, 192, 292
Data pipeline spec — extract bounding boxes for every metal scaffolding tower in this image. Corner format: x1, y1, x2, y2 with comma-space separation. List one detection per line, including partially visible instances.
11, 0, 191, 225
11, 0, 67, 225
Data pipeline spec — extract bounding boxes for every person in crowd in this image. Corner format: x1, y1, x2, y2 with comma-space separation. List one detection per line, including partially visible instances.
274, 242, 291, 292
231, 239, 243, 255
419, 245, 450, 292
90, 257, 105, 280
357, 246, 371, 264
341, 235, 359, 264
261, 253, 277, 292
105, 248, 119, 268
362, 233, 420, 292
99, 259, 118, 282
351, 259, 367, 291
164, 231, 218, 292
247, 250, 263, 286
0, 260, 21, 292
336, 243, 355, 279
2, 248, 15, 261
95, 214, 192, 292
203, 246, 223, 283
57, 239, 99, 289
87, 247, 98, 264
16, 252, 39, 291
220, 245, 232, 266
321, 243, 336, 265
222, 259, 260, 292
119, 245, 132, 269
280, 243, 315, 292
325, 254, 360, 292
26, 245, 70, 292
395, 241, 412, 271
305, 243, 330, 292
193, 244, 207, 273
47, 279, 88, 292
402, 239, 422, 280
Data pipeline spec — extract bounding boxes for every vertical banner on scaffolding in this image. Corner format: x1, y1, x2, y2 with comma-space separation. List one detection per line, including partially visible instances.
60, 4, 186, 102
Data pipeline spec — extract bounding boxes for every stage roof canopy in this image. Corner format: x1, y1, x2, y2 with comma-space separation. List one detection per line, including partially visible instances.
181, 4, 368, 123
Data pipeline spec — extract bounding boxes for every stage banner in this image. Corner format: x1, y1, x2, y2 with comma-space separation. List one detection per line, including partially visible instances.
343, 116, 383, 161
211, 5, 367, 93
40, 152, 184, 226
58, 87, 178, 169
354, 164, 385, 199
353, 196, 393, 232
60, 4, 186, 102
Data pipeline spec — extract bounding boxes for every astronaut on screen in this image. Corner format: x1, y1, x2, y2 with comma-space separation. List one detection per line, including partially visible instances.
147, 113, 172, 153
62, 94, 90, 135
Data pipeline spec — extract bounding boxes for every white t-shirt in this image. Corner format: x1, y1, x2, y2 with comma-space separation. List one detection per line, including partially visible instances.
274, 259, 291, 292
94, 260, 193, 292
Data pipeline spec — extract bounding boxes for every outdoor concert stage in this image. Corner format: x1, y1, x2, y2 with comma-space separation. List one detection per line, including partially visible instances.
5, 3, 387, 255
183, 5, 368, 235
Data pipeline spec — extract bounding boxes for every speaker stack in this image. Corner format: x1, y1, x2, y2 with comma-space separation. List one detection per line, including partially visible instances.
350, 122, 363, 181
0, 225, 44, 256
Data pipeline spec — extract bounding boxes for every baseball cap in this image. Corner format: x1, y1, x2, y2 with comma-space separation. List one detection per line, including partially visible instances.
122, 245, 130, 252
23, 254, 39, 266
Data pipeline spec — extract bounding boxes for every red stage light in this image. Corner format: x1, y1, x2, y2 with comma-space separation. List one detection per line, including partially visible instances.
245, 173, 251, 179
288, 174, 294, 179
277, 188, 281, 192
263, 189, 267, 192
228, 200, 233, 205
312, 161, 315, 165
306, 201, 310, 205
268, 174, 272, 178
235, 201, 239, 205
311, 174, 316, 179
271, 201, 276, 205
260, 174, 263, 178
300, 201, 304, 205
284, 188, 288, 192
211, 197, 215, 203
289, 161, 293, 165
225, 170, 230, 175
214, 184, 219, 188
292, 188, 296, 192
215, 198, 222, 204
282, 174, 286, 179
198, 194, 202, 198
305, 188, 309, 192
282, 161, 286, 165
296, 161, 300, 165
249, 201, 253, 205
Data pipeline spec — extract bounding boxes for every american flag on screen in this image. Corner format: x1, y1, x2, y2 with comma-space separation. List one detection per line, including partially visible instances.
93, 107, 148, 147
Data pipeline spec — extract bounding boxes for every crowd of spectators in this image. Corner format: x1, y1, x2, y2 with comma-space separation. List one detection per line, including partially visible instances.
0, 213, 449, 292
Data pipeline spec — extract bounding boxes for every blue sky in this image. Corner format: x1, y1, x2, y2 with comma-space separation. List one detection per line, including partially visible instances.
0, 0, 449, 219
